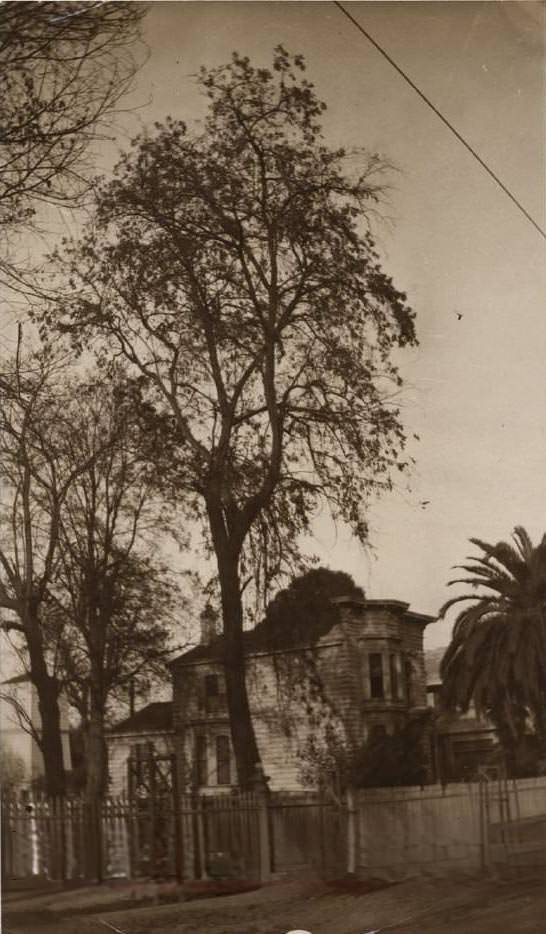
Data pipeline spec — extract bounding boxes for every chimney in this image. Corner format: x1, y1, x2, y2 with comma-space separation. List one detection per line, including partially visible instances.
200, 604, 219, 645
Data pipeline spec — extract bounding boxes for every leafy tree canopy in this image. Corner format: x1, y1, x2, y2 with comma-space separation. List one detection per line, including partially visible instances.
47, 47, 416, 583
255, 566, 365, 650
42, 47, 417, 787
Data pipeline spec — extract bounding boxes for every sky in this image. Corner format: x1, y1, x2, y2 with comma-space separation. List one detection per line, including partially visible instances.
1, 1, 545, 667
127, 0, 545, 649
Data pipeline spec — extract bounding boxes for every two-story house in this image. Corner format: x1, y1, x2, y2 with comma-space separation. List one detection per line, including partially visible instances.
170, 597, 434, 793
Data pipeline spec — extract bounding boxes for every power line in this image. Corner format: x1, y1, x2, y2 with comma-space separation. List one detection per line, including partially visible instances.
334, 1, 546, 241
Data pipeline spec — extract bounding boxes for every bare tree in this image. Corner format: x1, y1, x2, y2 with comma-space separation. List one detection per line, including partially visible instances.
0, 342, 100, 794
0, 1, 146, 288
0, 355, 187, 797
43, 372, 184, 799
48, 49, 417, 788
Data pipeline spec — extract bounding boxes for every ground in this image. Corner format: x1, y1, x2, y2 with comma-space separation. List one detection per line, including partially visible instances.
3, 872, 545, 934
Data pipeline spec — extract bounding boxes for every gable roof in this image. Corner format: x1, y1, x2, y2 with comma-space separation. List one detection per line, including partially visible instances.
171, 598, 435, 669
108, 701, 173, 735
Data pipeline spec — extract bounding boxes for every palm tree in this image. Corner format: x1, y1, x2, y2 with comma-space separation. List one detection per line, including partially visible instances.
439, 527, 546, 773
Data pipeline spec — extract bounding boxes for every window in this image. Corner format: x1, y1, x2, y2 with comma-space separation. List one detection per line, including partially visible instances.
369, 653, 384, 698
405, 658, 413, 705
216, 735, 231, 785
389, 654, 399, 700
203, 673, 225, 713
205, 674, 219, 696
128, 741, 155, 793
427, 686, 439, 709
196, 735, 208, 785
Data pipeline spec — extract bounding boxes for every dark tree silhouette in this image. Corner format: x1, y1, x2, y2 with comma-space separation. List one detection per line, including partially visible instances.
43, 371, 183, 800
47, 49, 417, 787
0, 346, 106, 795
0, 1, 145, 287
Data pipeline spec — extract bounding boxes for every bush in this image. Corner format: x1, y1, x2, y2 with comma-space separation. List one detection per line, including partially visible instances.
350, 716, 431, 789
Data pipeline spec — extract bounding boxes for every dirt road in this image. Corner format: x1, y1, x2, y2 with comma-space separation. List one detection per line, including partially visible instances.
3, 874, 545, 934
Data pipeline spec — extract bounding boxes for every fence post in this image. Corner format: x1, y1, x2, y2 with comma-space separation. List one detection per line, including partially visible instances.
346, 787, 357, 876
171, 754, 183, 883
196, 795, 208, 880
478, 778, 487, 871
256, 784, 272, 883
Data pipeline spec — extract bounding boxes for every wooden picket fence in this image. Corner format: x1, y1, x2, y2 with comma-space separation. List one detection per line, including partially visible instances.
1, 790, 348, 884
1, 794, 130, 882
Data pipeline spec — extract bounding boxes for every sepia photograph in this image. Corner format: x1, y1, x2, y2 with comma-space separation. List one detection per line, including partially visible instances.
0, 2, 545, 932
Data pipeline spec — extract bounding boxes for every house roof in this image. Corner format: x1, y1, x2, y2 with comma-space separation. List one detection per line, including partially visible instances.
108, 701, 173, 735
171, 598, 435, 669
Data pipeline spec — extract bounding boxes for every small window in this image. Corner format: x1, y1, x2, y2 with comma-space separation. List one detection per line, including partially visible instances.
216, 735, 231, 785
405, 658, 413, 705
196, 735, 208, 785
205, 674, 219, 696
389, 654, 399, 700
369, 653, 384, 699
129, 742, 154, 791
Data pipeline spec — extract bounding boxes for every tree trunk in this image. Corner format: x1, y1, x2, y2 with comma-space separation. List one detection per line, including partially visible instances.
217, 549, 262, 790
85, 693, 108, 802
27, 633, 66, 797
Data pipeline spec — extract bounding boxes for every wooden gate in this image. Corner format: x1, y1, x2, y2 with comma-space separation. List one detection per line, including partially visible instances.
127, 751, 181, 879
190, 793, 263, 881
269, 792, 348, 880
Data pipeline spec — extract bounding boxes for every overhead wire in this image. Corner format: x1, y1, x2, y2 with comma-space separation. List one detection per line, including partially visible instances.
334, 1, 546, 241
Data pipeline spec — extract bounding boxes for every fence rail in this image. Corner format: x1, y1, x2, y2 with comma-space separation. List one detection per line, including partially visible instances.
1, 789, 347, 885
8, 778, 541, 886
1, 795, 131, 882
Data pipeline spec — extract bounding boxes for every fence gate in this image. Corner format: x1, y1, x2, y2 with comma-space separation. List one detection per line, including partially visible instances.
191, 792, 263, 882
269, 792, 348, 880
127, 751, 180, 879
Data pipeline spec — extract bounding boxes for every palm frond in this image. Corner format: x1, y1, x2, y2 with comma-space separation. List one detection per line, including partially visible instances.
469, 537, 526, 583
440, 528, 546, 761
512, 526, 534, 561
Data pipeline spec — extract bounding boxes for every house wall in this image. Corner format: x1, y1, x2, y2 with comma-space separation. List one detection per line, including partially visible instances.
172, 601, 430, 792
107, 731, 175, 796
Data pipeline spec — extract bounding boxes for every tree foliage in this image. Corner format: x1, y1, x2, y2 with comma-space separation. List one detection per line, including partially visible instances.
299, 714, 431, 791
348, 716, 431, 789
46, 48, 417, 786
254, 566, 364, 650
440, 527, 546, 768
